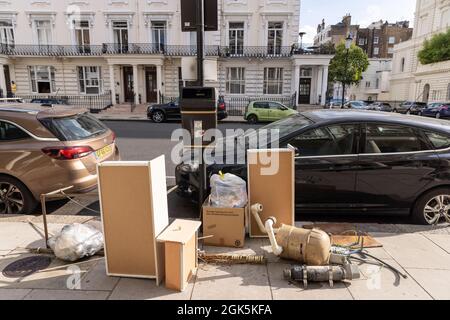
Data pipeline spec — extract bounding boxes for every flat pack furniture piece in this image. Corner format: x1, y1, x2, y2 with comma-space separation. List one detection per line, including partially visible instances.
97, 157, 169, 285
156, 219, 202, 292
247, 149, 295, 238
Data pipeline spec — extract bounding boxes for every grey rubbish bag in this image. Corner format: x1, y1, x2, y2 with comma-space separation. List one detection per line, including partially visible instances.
48, 224, 104, 262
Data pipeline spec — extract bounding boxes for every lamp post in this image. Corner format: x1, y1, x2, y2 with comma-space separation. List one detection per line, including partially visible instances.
299, 32, 306, 51
342, 34, 353, 108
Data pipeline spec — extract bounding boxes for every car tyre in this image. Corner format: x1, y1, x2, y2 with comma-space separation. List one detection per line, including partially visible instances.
247, 114, 258, 124
418, 111, 422, 116
393, 109, 397, 113
412, 187, 450, 225
436, 113, 441, 119
152, 111, 166, 123
0, 176, 36, 215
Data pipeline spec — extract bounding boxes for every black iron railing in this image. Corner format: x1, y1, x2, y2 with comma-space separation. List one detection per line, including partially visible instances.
0, 43, 334, 58
16, 91, 112, 112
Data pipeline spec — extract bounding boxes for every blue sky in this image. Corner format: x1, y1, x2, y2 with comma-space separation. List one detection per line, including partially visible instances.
300, 0, 417, 43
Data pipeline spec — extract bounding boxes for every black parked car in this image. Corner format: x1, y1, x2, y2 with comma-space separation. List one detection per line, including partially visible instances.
30, 98, 69, 107
147, 97, 228, 123
176, 110, 450, 225
395, 101, 427, 115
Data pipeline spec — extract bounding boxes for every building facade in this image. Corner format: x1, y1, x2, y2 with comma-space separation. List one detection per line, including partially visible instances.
314, 14, 359, 46
390, 0, 450, 103
0, 0, 333, 111
356, 21, 412, 59
334, 58, 392, 101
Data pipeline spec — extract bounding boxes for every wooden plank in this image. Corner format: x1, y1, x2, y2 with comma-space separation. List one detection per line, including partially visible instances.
248, 149, 295, 238
157, 219, 202, 244
164, 242, 182, 291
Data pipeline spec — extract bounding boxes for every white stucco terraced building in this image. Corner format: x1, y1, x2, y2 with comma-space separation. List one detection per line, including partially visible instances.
0, 0, 333, 113
389, 0, 450, 103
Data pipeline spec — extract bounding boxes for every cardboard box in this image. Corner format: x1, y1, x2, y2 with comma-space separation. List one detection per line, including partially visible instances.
202, 199, 247, 248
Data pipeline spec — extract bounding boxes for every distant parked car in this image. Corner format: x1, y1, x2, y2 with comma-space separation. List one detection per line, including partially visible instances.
367, 102, 393, 112
422, 103, 450, 119
343, 101, 369, 110
325, 99, 344, 109
244, 101, 298, 124
395, 101, 427, 115
147, 97, 228, 123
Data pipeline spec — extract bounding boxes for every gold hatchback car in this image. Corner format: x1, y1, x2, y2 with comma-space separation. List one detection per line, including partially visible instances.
0, 105, 120, 214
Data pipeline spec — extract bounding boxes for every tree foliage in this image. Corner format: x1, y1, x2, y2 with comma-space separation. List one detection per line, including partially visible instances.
328, 42, 369, 86
418, 29, 450, 65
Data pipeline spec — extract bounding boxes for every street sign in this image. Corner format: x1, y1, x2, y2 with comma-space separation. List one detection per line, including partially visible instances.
181, 0, 218, 32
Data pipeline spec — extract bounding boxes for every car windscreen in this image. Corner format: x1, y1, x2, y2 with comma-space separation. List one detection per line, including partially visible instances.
40, 113, 108, 141
242, 114, 313, 148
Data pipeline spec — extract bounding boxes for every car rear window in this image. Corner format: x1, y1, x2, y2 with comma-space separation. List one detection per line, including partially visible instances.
40, 113, 108, 141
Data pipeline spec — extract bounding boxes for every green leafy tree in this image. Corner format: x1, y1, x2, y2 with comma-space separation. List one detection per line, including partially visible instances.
418, 29, 450, 65
328, 42, 369, 102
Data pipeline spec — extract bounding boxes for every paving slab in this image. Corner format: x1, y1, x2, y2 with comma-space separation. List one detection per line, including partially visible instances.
80, 259, 120, 291
268, 262, 354, 300
192, 264, 271, 300
406, 268, 450, 300
108, 277, 194, 300
395, 223, 450, 235
374, 233, 450, 270
346, 259, 431, 300
422, 234, 450, 254
14, 258, 98, 290
24, 289, 109, 300
0, 288, 32, 300
0, 222, 42, 251
202, 238, 268, 256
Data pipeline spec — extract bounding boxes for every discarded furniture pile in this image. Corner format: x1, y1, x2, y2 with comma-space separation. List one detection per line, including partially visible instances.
10, 149, 407, 293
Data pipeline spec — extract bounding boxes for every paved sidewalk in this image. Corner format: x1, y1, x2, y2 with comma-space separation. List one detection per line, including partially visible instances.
1, 219, 450, 300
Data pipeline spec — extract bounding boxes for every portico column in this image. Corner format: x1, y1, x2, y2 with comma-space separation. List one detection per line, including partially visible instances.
0, 64, 7, 98
109, 65, 116, 106
321, 65, 329, 106
316, 67, 323, 105
133, 64, 139, 104
156, 65, 163, 103
292, 64, 300, 107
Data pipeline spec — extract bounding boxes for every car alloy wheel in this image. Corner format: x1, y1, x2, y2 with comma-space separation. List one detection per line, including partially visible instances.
423, 195, 450, 225
152, 111, 165, 123
0, 182, 25, 215
406, 110, 411, 115
418, 112, 422, 116
436, 113, 441, 119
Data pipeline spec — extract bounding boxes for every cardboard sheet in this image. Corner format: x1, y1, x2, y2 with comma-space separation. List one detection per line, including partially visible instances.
248, 149, 295, 238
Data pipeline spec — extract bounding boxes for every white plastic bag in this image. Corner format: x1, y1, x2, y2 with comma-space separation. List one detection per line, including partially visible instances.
48, 224, 104, 262
210, 173, 248, 208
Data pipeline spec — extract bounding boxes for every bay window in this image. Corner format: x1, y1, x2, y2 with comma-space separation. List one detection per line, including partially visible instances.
29, 66, 56, 94
78, 66, 102, 94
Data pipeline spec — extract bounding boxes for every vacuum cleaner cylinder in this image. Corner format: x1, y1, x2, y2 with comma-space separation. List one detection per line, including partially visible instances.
276, 225, 331, 266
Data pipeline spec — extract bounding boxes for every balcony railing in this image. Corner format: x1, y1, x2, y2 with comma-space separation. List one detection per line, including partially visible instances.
0, 43, 334, 57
